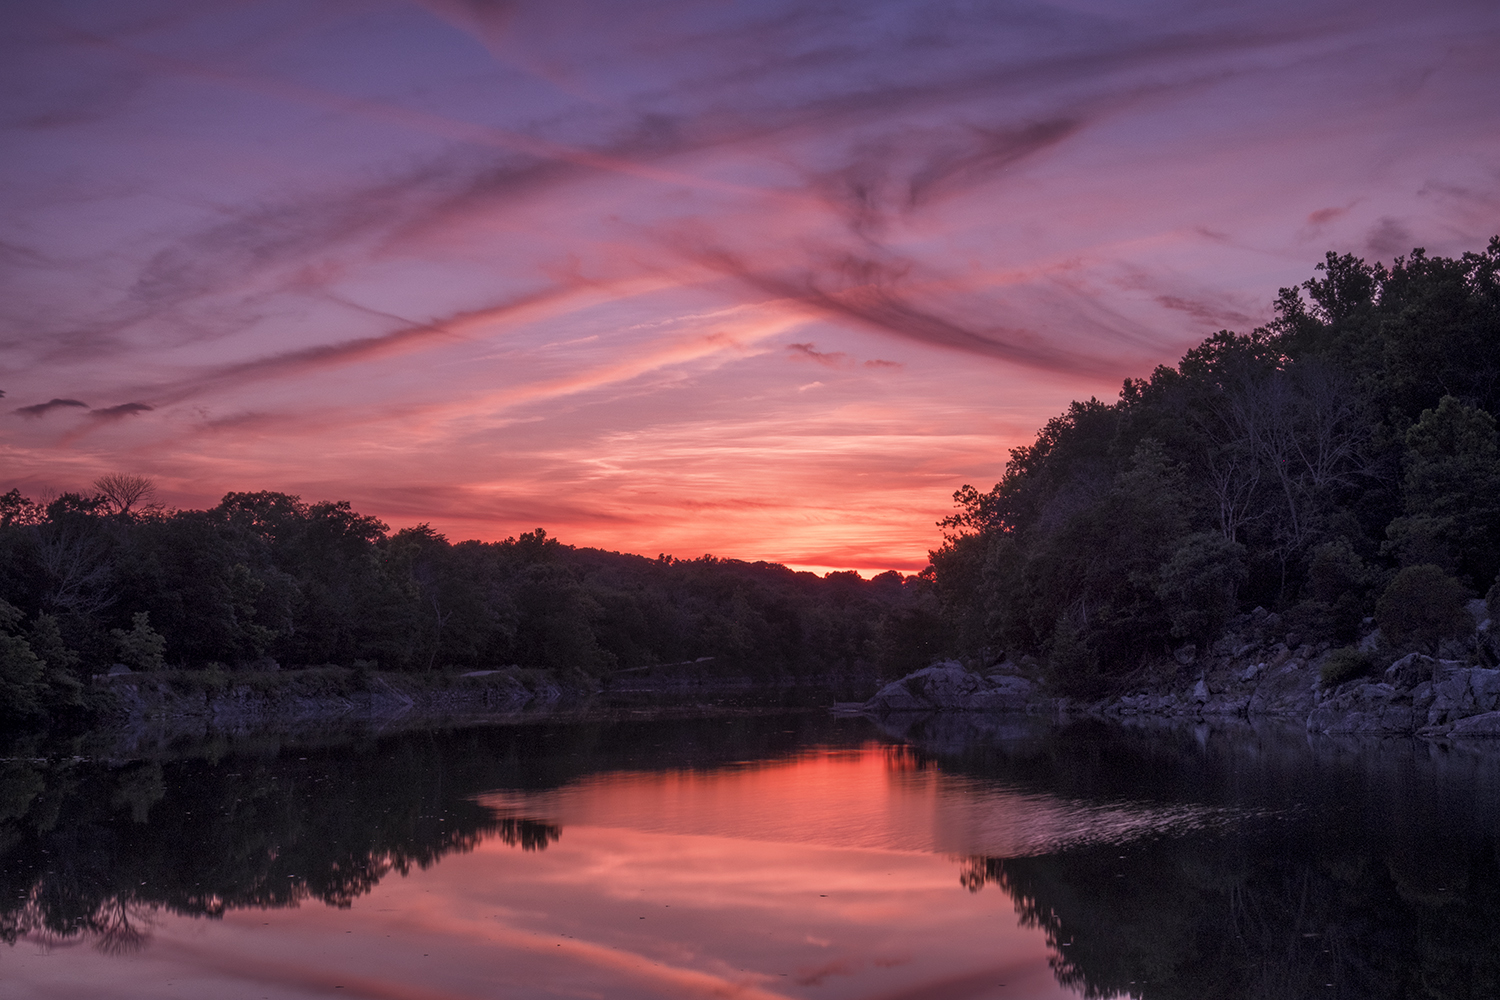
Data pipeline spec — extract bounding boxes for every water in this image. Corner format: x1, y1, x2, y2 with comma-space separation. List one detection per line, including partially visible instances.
5, 712, 1500, 999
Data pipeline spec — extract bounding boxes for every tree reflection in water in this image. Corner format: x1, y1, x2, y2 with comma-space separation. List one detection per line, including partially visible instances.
9, 713, 1500, 1000
0, 714, 818, 955
926, 720, 1500, 1000
0, 731, 565, 952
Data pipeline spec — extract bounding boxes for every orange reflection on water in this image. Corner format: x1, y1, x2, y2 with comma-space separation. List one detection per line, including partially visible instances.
6, 745, 1094, 999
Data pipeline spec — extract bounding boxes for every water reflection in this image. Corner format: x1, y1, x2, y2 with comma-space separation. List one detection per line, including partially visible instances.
0, 716, 859, 954
925, 719, 1500, 1000
4, 715, 1500, 998
479, 745, 1274, 859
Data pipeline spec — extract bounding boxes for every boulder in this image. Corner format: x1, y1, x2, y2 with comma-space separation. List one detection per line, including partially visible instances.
1385, 653, 1435, 688
1246, 660, 1317, 717
864, 662, 1035, 713
1306, 681, 1416, 735
1470, 669, 1500, 712
1427, 671, 1474, 727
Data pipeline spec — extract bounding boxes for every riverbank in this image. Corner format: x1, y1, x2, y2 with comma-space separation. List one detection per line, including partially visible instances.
73, 663, 876, 756
864, 601, 1500, 740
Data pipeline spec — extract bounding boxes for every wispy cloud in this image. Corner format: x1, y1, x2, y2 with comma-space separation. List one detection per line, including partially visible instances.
88, 402, 153, 419
14, 398, 89, 417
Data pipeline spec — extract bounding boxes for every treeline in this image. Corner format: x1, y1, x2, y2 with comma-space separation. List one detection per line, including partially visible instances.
0, 486, 943, 723
934, 238, 1500, 693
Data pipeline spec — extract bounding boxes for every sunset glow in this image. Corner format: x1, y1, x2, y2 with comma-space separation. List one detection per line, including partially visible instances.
4, 0, 1498, 571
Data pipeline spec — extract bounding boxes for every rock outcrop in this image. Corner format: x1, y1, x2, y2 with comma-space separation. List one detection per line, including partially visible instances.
868, 606, 1500, 740
864, 661, 1038, 714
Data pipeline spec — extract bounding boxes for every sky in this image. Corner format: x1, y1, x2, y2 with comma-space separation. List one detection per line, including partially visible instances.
2, 0, 1498, 574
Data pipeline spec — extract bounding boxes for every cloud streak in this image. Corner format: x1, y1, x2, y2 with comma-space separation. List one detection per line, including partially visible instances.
14, 398, 88, 417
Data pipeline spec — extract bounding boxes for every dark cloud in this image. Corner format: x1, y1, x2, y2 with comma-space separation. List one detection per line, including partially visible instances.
89, 402, 153, 419
805, 116, 1086, 240
1154, 295, 1255, 329
14, 398, 89, 417
691, 244, 1119, 376
863, 358, 903, 369
905, 118, 1081, 207
119, 283, 580, 409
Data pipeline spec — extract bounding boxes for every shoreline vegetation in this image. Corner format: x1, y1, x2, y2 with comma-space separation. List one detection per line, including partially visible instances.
6, 238, 1500, 740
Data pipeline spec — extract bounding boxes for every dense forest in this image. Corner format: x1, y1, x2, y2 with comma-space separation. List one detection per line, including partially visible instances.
0, 482, 942, 723
933, 238, 1500, 693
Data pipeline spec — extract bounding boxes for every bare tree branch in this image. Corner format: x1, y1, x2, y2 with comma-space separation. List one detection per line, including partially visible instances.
92, 474, 157, 515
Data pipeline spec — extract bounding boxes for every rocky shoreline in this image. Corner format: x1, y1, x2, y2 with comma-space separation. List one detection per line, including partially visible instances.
71, 598, 1500, 748
80, 664, 870, 754
864, 601, 1500, 740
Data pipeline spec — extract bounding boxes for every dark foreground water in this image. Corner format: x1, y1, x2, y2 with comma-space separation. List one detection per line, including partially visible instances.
5, 713, 1500, 1000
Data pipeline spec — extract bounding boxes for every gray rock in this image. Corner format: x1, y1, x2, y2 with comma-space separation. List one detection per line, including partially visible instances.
1471, 669, 1500, 712
1174, 644, 1198, 666
1358, 629, 1382, 654
107, 663, 132, 676
1307, 681, 1416, 735
1423, 667, 1499, 726
1192, 677, 1210, 702
1449, 711, 1500, 738
1239, 661, 1265, 682
1247, 660, 1317, 717
1386, 653, 1439, 688
1411, 680, 1436, 713
865, 662, 1035, 714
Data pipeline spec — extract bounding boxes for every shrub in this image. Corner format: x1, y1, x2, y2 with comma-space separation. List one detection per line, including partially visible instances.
1374, 564, 1471, 654
1320, 647, 1374, 688
112, 612, 167, 671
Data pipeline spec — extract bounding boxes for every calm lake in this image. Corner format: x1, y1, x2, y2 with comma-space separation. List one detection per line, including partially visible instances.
6, 711, 1500, 999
